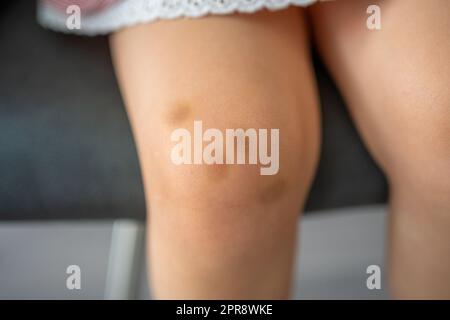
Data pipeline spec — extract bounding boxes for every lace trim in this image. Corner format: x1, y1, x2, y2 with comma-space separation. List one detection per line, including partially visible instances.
37, 0, 320, 36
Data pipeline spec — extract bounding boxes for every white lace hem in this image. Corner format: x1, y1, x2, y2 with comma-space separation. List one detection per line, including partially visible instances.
37, 0, 322, 36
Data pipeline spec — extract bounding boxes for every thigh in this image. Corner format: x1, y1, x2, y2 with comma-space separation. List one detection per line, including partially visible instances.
309, 0, 450, 187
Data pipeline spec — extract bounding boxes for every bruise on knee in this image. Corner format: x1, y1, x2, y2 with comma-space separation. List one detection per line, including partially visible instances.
259, 176, 287, 204
166, 102, 192, 126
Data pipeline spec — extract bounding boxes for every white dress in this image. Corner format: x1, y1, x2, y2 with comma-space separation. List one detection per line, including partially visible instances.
37, 0, 325, 36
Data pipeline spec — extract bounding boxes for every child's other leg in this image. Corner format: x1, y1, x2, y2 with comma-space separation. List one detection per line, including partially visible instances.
310, 0, 450, 299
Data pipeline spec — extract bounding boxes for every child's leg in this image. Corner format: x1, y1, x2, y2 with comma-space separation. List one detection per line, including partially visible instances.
310, 0, 450, 298
110, 8, 320, 299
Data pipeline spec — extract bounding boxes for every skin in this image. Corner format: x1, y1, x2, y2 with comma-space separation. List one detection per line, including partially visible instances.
110, 8, 320, 299
309, 0, 450, 299
110, 0, 450, 299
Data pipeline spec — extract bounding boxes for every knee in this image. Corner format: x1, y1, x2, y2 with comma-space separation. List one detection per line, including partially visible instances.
145, 139, 311, 255
160, 164, 300, 212
129, 62, 321, 245
145, 98, 320, 221
153, 128, 318, 214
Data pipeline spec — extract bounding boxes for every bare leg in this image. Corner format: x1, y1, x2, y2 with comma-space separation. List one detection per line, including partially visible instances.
110, 8, 320, 299
310, 0, 450, 299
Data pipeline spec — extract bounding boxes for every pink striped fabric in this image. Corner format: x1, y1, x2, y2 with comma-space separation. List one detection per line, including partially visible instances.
44, 0, 119, 14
